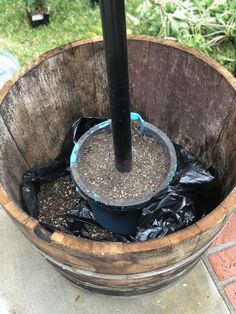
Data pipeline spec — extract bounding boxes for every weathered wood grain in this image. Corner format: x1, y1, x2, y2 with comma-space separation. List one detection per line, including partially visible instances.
92, 40, 110, 117
0, 56, 75, 167
127, 38, 150, 118
45, 254, 198, 296
221, 187, 236, 213
145, 42, 236, 167
0, 184, 12, 206
168, 224, 202, 265
195, 205, 228, 250
0, 116, 28, 203
211, 95, 236, 194
69, 41, 97, 117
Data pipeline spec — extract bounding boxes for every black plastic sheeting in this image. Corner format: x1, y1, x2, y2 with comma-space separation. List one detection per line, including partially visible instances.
21, 117, 221, 242
21, 117, 105, 219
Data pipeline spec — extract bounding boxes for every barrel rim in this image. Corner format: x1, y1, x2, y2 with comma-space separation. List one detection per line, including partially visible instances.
0, 183, 235, 254
0, 36, 236, 256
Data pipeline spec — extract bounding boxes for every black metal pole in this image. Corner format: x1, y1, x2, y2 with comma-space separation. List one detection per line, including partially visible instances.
100, 0, 132, 173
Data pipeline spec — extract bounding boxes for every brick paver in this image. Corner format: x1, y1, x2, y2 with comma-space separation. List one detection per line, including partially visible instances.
206, 212, 236, 312
224, 282, 236, 312
211, 213, 236, 247
208, 246, 236, 282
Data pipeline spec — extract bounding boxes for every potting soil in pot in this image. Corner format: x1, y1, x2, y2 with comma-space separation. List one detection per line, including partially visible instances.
79, 123, 168, 201
21, 116, 221, 242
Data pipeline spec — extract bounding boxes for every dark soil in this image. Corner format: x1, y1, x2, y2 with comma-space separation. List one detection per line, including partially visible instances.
82, 223, 121, 242
79, 125, 168, 202
38, 175, 80, 229
38, 175, 119, 240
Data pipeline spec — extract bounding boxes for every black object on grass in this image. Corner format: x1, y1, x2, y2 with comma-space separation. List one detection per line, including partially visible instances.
25, 0, 50, 28
100, 0, 132, 173
27, 12, 50, 28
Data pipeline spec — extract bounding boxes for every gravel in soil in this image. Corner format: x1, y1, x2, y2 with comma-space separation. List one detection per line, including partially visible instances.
38, 175, 80, 229
38, 175, 121, 241
81, 223, 122, 242
79, 124, 168, 202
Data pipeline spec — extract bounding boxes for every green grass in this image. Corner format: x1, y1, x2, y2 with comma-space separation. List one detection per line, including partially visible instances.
0, 0, 235, 73
0, 0, 102, 65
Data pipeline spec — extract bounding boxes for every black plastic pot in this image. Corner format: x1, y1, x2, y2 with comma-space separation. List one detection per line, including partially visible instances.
70, 113, 177, 235
27, 11, 50, 28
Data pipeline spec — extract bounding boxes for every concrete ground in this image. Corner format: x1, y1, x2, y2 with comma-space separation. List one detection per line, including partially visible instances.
0, 206, 232, 314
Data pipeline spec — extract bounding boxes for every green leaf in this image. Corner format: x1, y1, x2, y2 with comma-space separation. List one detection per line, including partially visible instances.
169, 18, 180, 36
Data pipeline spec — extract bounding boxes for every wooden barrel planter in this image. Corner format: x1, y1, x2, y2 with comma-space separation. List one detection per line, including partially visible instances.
0, 36, 236, 296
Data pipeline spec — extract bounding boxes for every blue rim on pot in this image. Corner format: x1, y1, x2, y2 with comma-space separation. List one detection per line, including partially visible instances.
70, 113, 177, 235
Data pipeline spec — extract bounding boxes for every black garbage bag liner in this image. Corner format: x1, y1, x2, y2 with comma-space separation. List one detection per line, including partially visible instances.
21, 117, 105, 218
21, 116, 221, 242
134, 144, 220, 241
135, 190, 195, 241
173, 144, 220, 216
59, 117, 106, 162
21, 158, 68, 218
66, 200, 134, 242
